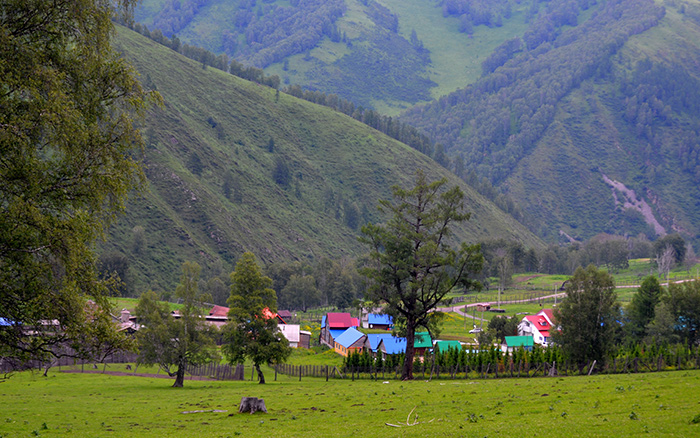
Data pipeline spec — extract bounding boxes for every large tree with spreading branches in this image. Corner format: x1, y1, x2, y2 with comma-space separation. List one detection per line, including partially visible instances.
360, 170, 483, 380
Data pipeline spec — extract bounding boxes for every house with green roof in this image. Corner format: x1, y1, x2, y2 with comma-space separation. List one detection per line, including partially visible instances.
504, 335, 534, 352
434, 340, 463, 353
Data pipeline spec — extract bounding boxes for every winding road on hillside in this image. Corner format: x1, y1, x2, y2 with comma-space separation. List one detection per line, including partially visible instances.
438, 277, 696, 322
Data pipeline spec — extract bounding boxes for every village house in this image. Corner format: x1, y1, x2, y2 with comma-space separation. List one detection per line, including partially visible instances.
434, 340, 462, 354
367, 313, 393, 330
278, 324, 311, 349
277, 310, 293, 321
319, 312, 359, 348
366, 333, 394, 354
503, 335, 534, 352
114, 309, 140, 334
374, 332, 433, 360
333, 327, 368, 356
518, 309, 555, 346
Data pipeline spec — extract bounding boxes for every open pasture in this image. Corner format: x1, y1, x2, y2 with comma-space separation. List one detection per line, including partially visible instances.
2, 369, 699, 437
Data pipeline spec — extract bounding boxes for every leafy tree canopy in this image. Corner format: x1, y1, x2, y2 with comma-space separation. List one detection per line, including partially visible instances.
136, 262, 219, 387
0, 0, 154, 368
553, 265, 621, 367
360, 170, 483, 380
222, 252, 291, 384
625, 275, 662, 343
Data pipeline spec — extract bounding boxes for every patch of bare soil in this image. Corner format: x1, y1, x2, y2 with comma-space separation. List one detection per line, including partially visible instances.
513, 274, 541, 283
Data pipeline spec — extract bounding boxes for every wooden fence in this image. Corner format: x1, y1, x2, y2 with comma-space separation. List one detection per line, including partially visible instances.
273, 363, 340, 381
186, 363, 245, 380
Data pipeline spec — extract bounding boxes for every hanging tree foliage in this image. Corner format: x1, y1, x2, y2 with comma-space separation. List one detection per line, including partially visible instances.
0, 0, 157, 368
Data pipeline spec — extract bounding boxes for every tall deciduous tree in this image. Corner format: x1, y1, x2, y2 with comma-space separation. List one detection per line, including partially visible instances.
0, 0, 154, 368
360, 170, 483, 380
136, 262, 219, 387
222, 252, 291, 384
625, 275, 662, 342
553, 265, 621, 368
665, 280, 700, 347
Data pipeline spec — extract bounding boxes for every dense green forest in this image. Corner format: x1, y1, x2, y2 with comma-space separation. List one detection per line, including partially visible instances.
106, 26, 542, 296
401, 0, 700, 244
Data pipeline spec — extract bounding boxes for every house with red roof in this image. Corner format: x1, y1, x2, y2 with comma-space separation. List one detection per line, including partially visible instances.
320, 312, 359, 348
175, 305, 286, 329
518, 309, 556, 346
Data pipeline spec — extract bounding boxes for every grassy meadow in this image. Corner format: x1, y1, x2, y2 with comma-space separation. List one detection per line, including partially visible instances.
2, 368, 700, 437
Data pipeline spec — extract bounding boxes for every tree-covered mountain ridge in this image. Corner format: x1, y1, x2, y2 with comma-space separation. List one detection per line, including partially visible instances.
133, 0, 542, 114
105, 26, 542, 295
401, 0, 700, 245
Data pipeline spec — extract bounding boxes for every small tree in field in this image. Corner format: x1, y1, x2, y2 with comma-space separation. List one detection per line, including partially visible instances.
222, 252, 291, 384
360, 170, 483, 380
136, 262, 219, 387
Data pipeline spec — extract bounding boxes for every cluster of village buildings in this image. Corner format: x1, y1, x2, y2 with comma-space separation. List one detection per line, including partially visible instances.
116, 304, 556, 357
319, 307, 557, 358
116, 305, 312, 348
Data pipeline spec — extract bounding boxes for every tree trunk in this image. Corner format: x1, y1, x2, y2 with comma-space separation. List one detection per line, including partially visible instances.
255, 363, 266, 384
173, 358, 186, 387
173, 365, 185, 387
402, 322, 416, 380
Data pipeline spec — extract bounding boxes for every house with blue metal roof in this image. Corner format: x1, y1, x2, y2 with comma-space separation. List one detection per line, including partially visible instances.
377, 336, 406, 357
367, 314, 393, 330
375, 332, 433, 359
333, 327, 368, 357
367, 333, 395, 353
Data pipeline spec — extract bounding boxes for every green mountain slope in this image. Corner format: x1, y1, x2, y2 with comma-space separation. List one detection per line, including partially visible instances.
401, 0, 700, 245
106, 26, 542, 294
133, 0, 538, 114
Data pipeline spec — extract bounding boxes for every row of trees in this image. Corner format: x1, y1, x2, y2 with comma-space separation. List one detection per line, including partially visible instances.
441, 0, 513, 30
124, 19, 442, 163
475, 232, 691, 290
343, 337, 699, 378
137, 254, 291, 387
144, 0, 347, 68
476, 265, 700, 369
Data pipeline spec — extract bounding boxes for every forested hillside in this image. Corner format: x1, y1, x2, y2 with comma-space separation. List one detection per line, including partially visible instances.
401, 0, 700, 244
133, 0, 536, 113
106, 26, 542, 295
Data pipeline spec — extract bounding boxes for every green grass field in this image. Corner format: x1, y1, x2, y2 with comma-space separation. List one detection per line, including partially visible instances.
3, 369, 700, 437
